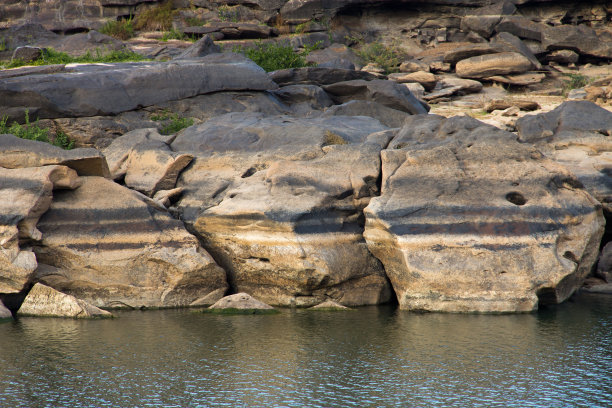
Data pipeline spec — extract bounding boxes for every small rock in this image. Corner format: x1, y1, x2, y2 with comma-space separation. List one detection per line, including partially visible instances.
309, 300, 352, 310
547, 49, 580, 65
567, 88, 587, 100
486, 72, 546, 86
17, 283, 113, 318
399, 60, 430, 73
404, 82, 425, 100
501, 106, 520, 116
153, 187, 184, 207
362, 63, 385, 75
207, 293, 277, 314
11, 46, 42, 63
484, 99, 540, 113
388, 71, 437, 91
0, 300, 12, 320
174, 35, 221, 59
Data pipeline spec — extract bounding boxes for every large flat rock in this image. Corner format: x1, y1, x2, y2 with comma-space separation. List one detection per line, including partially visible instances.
0, 53, 277, 121
364, 114, 604, 313
33, 176, 228, 309
172, 112, 394, 307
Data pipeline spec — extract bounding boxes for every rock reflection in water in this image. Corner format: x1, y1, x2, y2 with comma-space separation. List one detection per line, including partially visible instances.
0, 294, 610, 407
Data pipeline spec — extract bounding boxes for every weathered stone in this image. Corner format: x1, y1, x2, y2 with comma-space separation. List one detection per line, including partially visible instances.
0, 53, 278, 121
387, 71, 437, 91
495, 16, 547, 42
460, 1, 516, 38
317, 58, 355, 70
269, 67, 377, 87
50, 30, 126, 57
309, 299, 351, 310
322, 100, 410, 129
208, 293, 274, 311
399, 59, 430, 73
270, 85, 334, 113
11, 46, 42, 62
546, 50, 580, 65
437, 76, 483, 94
153, 187, 184, 208
0, 64, 66, 80
305, 43, 361, 69
172, 112, 393, 307
33, 176, 228, 309
103, 128, 192, 196
323, 79, 429, 115
456, 52, 533, 79
597, 242, 612, 282
516, 101, 612, 212
364, 114, 604, 313
0, 134, 110, 177
567, 89, 587, 101
443, 43, 504, 65
0, 165, 80, 293
491, 32, 542, 70
17, 283, 112, 318
486, 72, 545, 86
174, 35, 221, 59
542, 25, 612, 60
484, 99, 540, 113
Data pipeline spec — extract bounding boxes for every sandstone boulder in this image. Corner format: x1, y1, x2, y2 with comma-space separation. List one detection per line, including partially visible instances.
323, 79, 429, 115
322, 100, 411, 128
0, 134, 110, 177
459, 1, 516, 38
491, 32, 542, 70
103, 128, 193, 196
174, 35, 221, 60
387, 71, 437, 91
33, 176, 228, 309
172, 112, 393, 307
309, 299, 351, 310
364, 114, 604, 312
0, 53, 277, 121
270, 85, 334, 113
516, 101, 612, 212
456, 52, 533, 79
0, 165, 79, 293
443, 43, 504, 65
495, 16, 547, 42
17, 283, 112, 318
542, 25, 612, 60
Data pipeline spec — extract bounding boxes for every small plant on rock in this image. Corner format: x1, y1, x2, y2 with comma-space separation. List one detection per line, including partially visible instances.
355, 41, 403, 74
562, 73, 590, 95
0, 111, 74, 150
233, 42, 308, 72
99, 17, 135, 40
151, 111, 194, 135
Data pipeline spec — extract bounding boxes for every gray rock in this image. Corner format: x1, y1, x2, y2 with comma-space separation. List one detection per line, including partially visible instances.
11, 46, 42, 62
317, 58, 355, 70
0, 53, 278, 121
547, 49, 580, 65
323, 79, 429, 115
305, 43, 361, 69
270, 67, 377, 86
456, 52, 533, 79
209, 293, 274, 311
567, 89, 587, 100
495, 16, 547, 42
322, 100, 411, 128
460, 1, 516, 38
0, 300, 11, 320
443, 43, 504, 65
17, 283, 113, 318
516, 101, 612, 211
364, 114, 604, 312
542, 25, 612, 59
174, 35, 221, 59
270, 85, 334, 112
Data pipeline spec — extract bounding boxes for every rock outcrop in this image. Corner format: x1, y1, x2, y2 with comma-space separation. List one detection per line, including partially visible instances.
364, 115, 605, 313
172, 112, 393, 307
17, 283, 113, 318
207, 292, 275, 312
33, 176, 228, 309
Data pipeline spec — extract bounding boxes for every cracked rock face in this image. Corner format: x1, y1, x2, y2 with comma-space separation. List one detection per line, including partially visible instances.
173, 112, 394, 307
33, 176, 228, 309
364, 115, 605, 313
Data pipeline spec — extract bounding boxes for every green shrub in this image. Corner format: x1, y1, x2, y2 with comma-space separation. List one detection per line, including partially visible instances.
218, 5, 240, 22
234, 42, 308, 72
161, 28, 196, 42
0, 111, 74, 150
151, 111, 194, 135
355, 42, 403, 74
99, 18, 135, 40
3, 48, 148, 69
134, 1, 175, 31
562, 73, 590, 95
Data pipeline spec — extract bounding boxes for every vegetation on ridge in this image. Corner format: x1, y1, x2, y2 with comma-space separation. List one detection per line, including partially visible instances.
1, 48, 148, 70
0, 111, 74, 150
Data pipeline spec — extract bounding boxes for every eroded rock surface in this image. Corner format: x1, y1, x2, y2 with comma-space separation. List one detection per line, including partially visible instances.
364, 114, 605, 313
172, 112, 393, 307
17, 283, 113, 318
33, 176, 228, 309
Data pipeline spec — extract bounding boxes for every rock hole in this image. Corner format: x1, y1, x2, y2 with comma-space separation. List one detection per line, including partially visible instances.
511, 182, 519, 186
229, 193, 237, 198
563, 251, 578, 263
506, 192, 527, 206
241, 167, 257, 178
334, 189, 354, 200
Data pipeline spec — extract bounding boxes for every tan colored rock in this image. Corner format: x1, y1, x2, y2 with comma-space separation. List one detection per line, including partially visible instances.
209, 293, 274, 310
33, 176, 228, 309
0, 165, 80, 293
456, 52, 533, 79
388, 71, 437, 91
172, 113, 394, 307
0, 134, 110, 177
365, 114, 604, 313
399, 60, 430, 73
0, 300, 12, 319
484, 99, 540, 113
309, 300, 351, 310
487, 72, 546, 86
17, 283, 112, 318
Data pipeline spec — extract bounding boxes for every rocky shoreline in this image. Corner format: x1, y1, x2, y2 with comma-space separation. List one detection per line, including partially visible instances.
1, 0, 612, 318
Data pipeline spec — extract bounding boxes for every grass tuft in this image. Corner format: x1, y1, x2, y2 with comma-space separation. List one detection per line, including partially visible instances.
355, 41, 404, 74
233, 41, 308, 72
99, 17, 135, 40
134, 0, 175, 31
0, 111, 74, 150
151, 111, 194, 135
2, 48, 148, 69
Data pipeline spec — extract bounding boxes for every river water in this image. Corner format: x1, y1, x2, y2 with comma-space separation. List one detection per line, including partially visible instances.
1, 293, 610, 408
